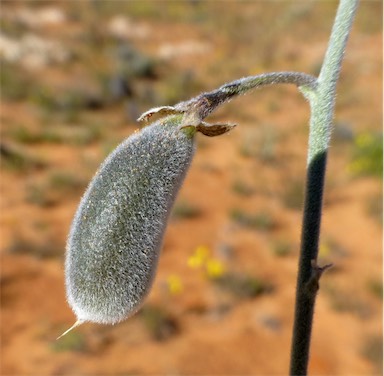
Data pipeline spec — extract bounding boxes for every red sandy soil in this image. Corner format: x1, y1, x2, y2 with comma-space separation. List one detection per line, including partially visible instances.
1, 2, 382, 375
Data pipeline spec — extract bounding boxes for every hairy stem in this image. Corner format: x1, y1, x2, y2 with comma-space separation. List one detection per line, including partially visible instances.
219, 71, 317, 95
177, 71, 317, 123
138, 71, 318, 129
289, 1, 358, 375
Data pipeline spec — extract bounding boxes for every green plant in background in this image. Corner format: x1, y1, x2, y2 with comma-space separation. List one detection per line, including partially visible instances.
7, 236, 63, 259
367, 279, 383, 301
230, 208, 275, 231
0, 62, 32, 101
272, 240, 293, 257
49, 172, 86, 192
11, 125, 64, 144
325, 285, 371, 319
349, 131, 383, 178
361, 334, 383, 374
282, 178, 305, 210
171, 199, 203, 220
25, 171, 87, 207
214, 272, 273, 300
140, 305, 179, 341
60, 0, 359, 374
0, 143, 46, 172
231, 179, 255, 197
365, 190, 383, 225
52, 330, 87, 353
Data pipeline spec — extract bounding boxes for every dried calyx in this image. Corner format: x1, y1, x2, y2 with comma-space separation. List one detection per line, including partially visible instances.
138, 71, 317, 136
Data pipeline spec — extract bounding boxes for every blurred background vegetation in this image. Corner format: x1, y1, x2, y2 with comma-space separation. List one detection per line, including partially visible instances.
1, 1, 382, 375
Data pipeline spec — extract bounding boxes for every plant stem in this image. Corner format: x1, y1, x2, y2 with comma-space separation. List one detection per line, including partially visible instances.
178, 72, 317, 122
139, 72, 317, 127
289, 1, 358, 375
137, 1, 358, 373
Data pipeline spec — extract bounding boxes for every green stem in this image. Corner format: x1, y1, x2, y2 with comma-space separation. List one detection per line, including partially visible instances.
289, 1, 358, 375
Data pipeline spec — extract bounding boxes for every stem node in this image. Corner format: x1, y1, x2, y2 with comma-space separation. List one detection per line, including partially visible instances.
305, 260, 333, 296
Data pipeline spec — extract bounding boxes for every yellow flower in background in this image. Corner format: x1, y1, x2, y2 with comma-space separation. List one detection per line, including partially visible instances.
205, 258, 226, 279
166, 274, 183, 295
187, 245, 227, 279
187, 245, 210, 269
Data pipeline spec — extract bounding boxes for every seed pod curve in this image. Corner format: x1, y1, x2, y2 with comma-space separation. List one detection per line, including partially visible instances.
64, 115, 195, 328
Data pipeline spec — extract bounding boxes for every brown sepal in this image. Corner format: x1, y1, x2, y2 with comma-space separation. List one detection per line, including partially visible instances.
195, 122, 236, 137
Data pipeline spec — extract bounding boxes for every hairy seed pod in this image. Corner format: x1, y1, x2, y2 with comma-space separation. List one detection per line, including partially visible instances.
64, 115, 195, 331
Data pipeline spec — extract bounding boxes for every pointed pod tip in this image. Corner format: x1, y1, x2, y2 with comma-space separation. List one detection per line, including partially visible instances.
56, 319, 84, 340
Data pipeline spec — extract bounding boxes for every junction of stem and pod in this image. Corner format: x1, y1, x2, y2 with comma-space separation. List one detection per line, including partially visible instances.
138, 71, 317, 137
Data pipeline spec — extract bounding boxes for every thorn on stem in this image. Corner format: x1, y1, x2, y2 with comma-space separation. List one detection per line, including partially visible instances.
305, 260, 333, 297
